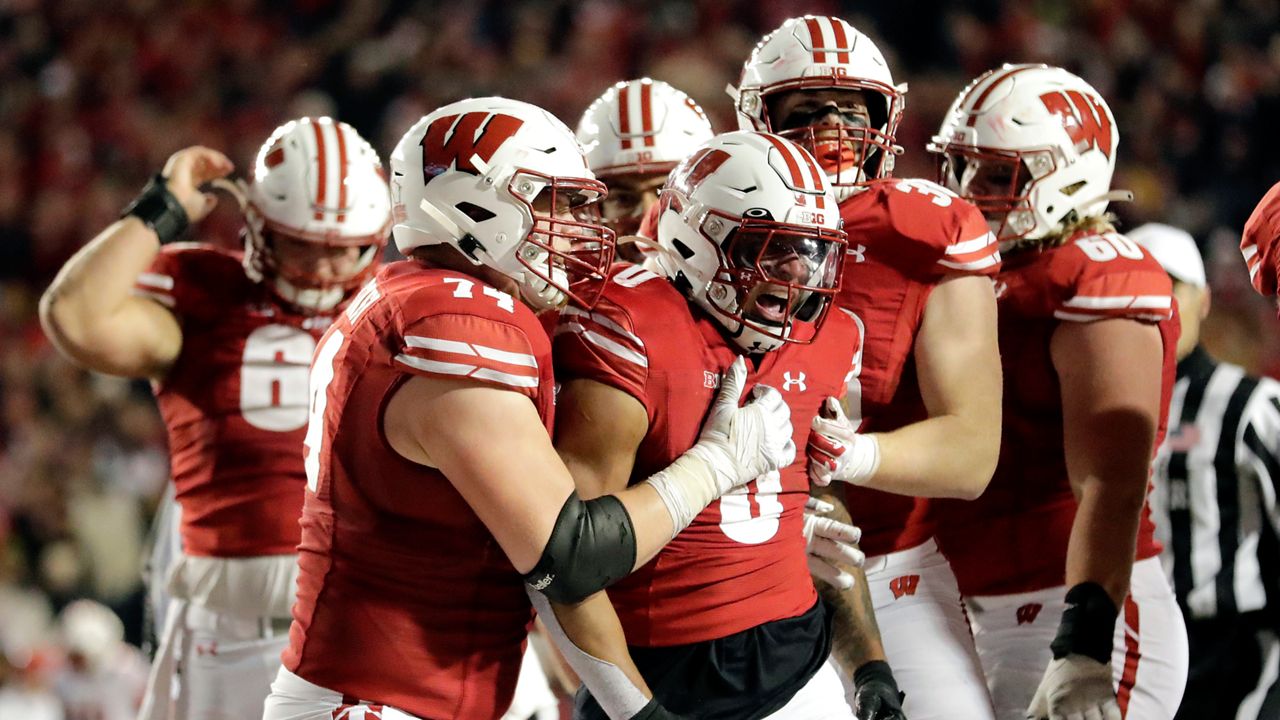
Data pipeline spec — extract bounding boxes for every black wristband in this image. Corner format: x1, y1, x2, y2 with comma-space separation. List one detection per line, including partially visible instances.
854, 660, 900, 692
1050, 581, 1119, 663
122, 174, 190, 245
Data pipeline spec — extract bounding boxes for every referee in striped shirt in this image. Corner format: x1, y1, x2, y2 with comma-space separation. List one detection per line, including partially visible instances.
1134, 223, 1280, 720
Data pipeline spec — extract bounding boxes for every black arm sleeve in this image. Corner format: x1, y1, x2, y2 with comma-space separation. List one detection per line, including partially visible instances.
522, 491, 638, 604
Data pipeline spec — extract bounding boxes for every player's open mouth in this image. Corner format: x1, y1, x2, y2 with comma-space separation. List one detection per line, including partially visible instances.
750, 293, 789, 323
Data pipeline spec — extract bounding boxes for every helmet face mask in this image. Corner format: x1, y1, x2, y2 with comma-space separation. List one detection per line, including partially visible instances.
654, 131, 847, 353
713, 219, 845, 337
934, 146, 1058, 245
244, 117, 391, 314
392, 97, 617, 312
513, 171, 615, 309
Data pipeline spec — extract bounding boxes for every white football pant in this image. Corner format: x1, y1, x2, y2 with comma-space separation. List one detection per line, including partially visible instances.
966, 557, 1189, 720
853, 539, 997, 720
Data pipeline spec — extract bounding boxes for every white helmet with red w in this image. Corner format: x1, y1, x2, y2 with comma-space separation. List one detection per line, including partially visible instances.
391, 97, 615, 311
734, 15, 905, 189
928, 64, 1122, 245
576, 78, 715, 179
653, 131, 846, 353
245, 117, 391, 313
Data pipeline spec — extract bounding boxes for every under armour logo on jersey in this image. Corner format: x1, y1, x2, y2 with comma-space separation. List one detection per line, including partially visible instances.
846, 244, 867, 263
1016, 603, 1043, 625
703, 370, 719, 389
888, 574, 920, 600
422, 112, 525, 179
782, 371, 807, 392
1039, 89, 1114, 159
993, 280, 1009, 299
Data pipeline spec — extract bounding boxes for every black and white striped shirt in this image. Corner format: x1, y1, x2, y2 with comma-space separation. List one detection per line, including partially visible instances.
1150, 345, 1280, 620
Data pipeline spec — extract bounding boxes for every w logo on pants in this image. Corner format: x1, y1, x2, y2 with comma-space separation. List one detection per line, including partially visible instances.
1016, 603, 1043, 625
888, 574, 920, 600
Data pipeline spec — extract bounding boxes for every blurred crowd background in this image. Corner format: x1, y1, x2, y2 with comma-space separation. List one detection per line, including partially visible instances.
1, 0, 1278, 715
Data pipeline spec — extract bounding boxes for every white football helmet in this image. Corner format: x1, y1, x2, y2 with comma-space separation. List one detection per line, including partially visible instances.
577, 79, 716, 244
928, 64, 1121, 245
653, 131, 847, 353
577, 79, 715, 179
735, 15, 905, 189
245, 117, 391, 314
391, 97, 615, 311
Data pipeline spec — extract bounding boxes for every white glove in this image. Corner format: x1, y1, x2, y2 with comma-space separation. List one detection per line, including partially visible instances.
644, 357, 795, 539
802, 497, 864, 590
689, 356, 796, 493
1026, 654, 1121, 720
807, 397, 880, 486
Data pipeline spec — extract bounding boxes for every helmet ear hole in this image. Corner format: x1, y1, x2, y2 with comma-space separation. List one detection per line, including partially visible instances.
456, 202, 496, 223
672, 238, 698, 260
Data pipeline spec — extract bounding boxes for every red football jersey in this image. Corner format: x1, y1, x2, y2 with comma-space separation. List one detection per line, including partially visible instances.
283, 262, 552, 720
834, 179, 1001, 556
934, 230, 1179, 597
553, 264, 861, 646
134, 244, 333, 557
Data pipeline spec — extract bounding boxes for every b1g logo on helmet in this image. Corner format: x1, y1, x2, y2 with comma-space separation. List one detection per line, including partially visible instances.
1038, 89, 1113, 159
421, 112, 525, 180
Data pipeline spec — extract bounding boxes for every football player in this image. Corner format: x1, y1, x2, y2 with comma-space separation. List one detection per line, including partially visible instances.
262, 98, 796, 720
555, 130, 865, 720
39, 118, 392, 720
575, 78, 715, 263
929, 64, 1189, 720
1242, 180, 1280, 307
733, 15, 1003, 720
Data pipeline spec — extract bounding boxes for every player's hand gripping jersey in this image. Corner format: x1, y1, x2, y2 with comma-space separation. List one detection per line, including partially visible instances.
934, 230, 1178, 596
834, 178, 1000, 555
134, 244, 333, 557
556, 265, 861, 645
283, 262, 553, 720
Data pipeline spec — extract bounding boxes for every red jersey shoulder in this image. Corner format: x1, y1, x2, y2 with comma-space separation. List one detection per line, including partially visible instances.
373, 262, 547, 399
1001, 231, 1174, 323
134, 244, 254, 322
842, 178, 1000, 279
1243, 180, 1280, 295
553, 264, 683, 403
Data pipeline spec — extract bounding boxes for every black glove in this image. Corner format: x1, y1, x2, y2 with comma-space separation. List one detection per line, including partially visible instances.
628, 696, 690, 720
852, 660, 907, 720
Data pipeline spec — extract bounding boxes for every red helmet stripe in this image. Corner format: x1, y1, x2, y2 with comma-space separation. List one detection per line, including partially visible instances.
617, 84, 633, 150
761, 133, 807, 190
311, 121, 328, 221
334, 123, 349, 223
640, 81, 655, 147
965, 65, 1038, 126
827, 17, 851, 65
804, 17, 827, 64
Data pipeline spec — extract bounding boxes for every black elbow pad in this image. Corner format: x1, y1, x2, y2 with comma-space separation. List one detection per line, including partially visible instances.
523, 492, 638, 604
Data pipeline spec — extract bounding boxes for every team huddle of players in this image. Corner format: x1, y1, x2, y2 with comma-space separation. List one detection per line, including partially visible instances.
44, 12, 1257, 720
